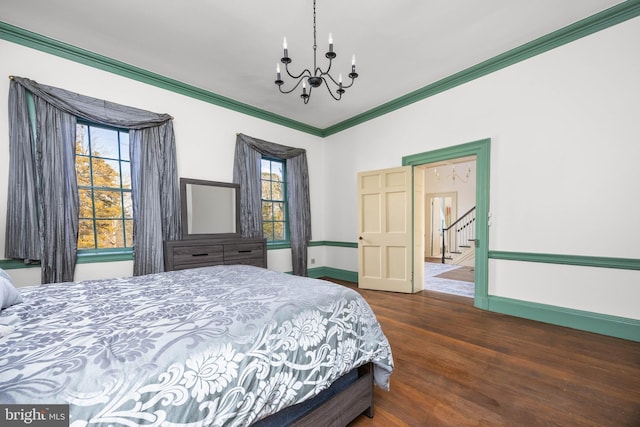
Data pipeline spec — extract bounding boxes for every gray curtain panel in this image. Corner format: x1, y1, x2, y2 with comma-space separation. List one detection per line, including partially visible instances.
6, 76, 180, 282
34, 96, 79, 283
5, 82, 40, 264
233, 133, 311, 276
130, 123, 181, 276
232, 139, 263, 238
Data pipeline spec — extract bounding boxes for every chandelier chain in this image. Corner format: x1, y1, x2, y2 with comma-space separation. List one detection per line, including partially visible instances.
313, 0, 317, 51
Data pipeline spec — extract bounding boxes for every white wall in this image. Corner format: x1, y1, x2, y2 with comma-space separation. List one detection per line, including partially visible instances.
1, 17, 639, 321
0, 39, 327, 286
323, 17, 640, 319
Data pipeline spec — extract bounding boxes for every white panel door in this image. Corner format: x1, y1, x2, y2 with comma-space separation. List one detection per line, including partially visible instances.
357, 166, 423, 293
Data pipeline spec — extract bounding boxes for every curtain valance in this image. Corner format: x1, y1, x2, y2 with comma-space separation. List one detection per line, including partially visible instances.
11, 76, 172, 129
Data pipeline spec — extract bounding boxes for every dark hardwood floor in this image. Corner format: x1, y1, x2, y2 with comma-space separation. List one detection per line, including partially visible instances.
324, 280, 640, 427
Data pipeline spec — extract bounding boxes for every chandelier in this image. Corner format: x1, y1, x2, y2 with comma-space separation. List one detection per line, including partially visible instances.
434, 165, 472, 184
274, 0, 358, 103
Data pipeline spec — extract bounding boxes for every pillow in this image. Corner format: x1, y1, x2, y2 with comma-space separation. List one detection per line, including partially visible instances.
0, 268, 23, 310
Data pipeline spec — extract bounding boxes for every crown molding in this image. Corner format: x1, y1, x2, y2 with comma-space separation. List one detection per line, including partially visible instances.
322, 0, 640, 136
0, 21, 325, 137
1, 0, 638, 137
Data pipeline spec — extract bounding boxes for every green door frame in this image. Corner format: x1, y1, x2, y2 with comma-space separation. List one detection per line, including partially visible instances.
403, 138, 491, 309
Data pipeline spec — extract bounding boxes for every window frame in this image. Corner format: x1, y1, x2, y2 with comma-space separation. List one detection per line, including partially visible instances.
261, 156, 289, 245
75, 120, 133, 258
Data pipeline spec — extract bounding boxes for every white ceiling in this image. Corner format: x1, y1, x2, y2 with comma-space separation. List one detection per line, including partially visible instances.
0, 0, 625, 129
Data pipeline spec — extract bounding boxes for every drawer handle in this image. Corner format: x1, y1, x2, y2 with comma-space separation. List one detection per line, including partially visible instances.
238, 250, 252, 253
192, 253, 209, 257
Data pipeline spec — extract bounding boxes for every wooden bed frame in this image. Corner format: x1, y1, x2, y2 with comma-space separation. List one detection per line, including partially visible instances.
292, 363, 374, 426
254, 362, 374, 427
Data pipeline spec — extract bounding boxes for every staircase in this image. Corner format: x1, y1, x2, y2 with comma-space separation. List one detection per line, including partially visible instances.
441, 207, 475, 266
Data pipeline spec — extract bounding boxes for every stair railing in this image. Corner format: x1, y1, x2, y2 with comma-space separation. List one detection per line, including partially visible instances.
441, 206, 476, 264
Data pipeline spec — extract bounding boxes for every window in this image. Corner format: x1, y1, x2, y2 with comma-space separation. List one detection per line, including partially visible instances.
261, 157, 288, 242
75, 122, 132, 251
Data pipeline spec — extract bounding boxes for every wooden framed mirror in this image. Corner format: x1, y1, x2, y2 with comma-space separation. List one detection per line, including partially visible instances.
180, 178, 241, 239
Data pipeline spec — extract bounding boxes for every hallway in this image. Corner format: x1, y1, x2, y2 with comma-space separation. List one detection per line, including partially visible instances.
424, 262, 474, 298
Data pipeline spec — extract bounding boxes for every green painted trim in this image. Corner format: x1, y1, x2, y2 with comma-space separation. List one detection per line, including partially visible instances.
0, 21, 324, 137
403, 138, 491, 310
488, 296, 640, 342
323, 0, 640, 136
0, 259, 39, 269
268, 241, 358, 250
267, 242, 291, 250
1, 242, 358, 267
489, 251, 640, 271
411, 168, 417, 293
0, 250, 134, 269
309, 240, 358, 248
76, 250, 133, 264
308, 266, 358, 283
3, 1, 639, 137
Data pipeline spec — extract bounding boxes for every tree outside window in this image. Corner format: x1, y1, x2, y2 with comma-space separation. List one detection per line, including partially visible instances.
75, 123, 132, 250
261, 158, 288, 242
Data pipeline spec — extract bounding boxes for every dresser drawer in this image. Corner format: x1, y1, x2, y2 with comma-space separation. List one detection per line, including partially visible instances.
164, 238, 267, 271
223, 242, 265, 262
170, 244, 224, 266
170, 261, 223, 271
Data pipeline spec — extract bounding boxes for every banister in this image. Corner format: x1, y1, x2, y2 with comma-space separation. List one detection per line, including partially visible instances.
443, 206, 476, 232
441, 206, 476, 264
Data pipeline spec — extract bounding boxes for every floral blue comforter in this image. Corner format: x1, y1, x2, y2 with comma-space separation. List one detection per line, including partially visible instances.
0, 265, 393, 426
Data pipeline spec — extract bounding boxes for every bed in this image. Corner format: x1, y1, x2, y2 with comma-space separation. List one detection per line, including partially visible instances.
0, 264, 393, 426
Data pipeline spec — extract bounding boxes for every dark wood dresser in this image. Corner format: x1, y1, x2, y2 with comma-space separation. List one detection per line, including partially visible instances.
163, 237, 267, 271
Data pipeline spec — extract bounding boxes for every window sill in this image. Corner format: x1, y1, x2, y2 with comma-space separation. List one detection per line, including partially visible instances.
0, 259, 40, 269
267, 242, 291, 250
76, 249, 133, 264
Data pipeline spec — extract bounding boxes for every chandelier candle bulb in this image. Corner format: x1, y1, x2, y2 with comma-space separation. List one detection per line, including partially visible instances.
329, 33, 333, 52
283, 37, 288, 58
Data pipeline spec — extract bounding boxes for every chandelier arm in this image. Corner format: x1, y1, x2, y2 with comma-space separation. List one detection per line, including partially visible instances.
317, 56, 333, 77
322, 71, 341, 87
278, 78, 307, 94
322, 78, 342, 101
338, 76, 357, 89
304, 86, 312, 104
284, 62, 312, 80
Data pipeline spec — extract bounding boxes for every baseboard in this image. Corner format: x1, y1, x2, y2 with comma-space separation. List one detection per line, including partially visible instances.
308, 266, 358, 283
488, 296, 640, 342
